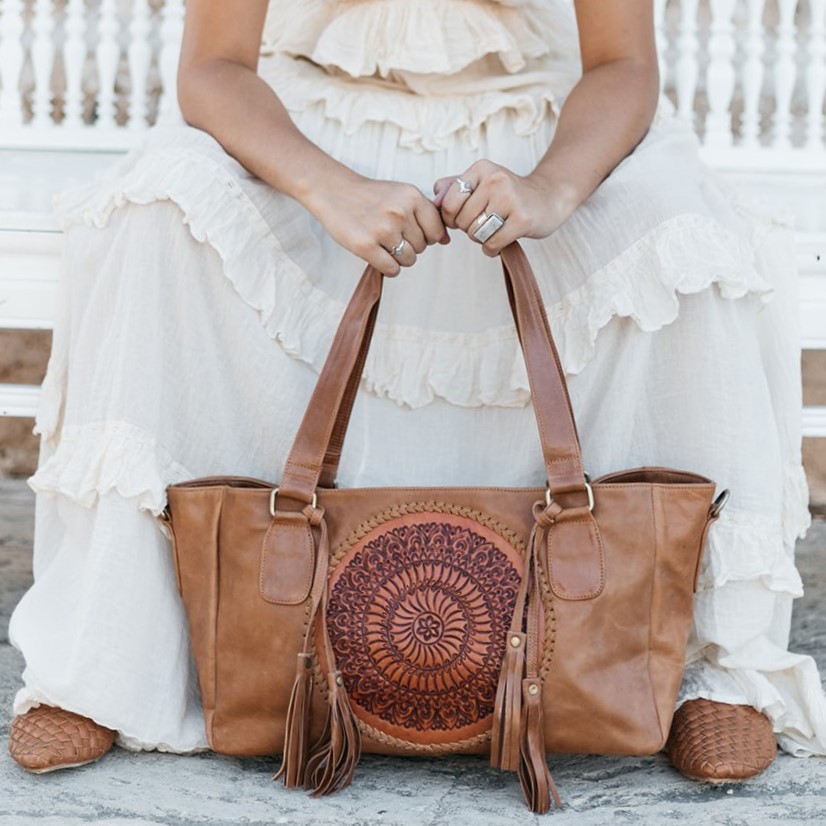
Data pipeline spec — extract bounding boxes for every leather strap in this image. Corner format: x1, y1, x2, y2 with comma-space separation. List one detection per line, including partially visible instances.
277, 242, 589, 506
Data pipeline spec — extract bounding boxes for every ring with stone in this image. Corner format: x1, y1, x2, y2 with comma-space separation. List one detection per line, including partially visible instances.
455, 177, 473, 195
471, 212, 505, 243
390, 238, 407, 257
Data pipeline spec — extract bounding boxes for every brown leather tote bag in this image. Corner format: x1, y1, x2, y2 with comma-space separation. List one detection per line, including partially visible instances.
160, 243, 727, 813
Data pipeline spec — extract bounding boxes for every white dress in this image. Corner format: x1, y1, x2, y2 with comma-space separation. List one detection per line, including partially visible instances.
9, 0, 826, 758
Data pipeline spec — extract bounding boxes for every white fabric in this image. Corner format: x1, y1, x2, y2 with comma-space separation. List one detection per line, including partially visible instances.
9, 0, 826, 757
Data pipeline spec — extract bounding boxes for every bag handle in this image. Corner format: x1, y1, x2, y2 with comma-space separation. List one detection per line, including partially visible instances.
277, 242, 591, 509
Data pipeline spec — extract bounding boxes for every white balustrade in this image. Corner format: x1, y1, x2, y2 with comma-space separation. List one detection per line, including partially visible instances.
806, 0, 826, 150
675, 0, 701, 124
159, 0, 184, 118
0, 0, 25, 130
96, 0, 119, 132
773, 0, 798, 149
128, 0, 151, 130
62, 0, 86, 129
654, 0, 669, 95
31, 0, 54, 129
705, 0, 738, 147
740, 0, 767, 149
0, 0, 825, 166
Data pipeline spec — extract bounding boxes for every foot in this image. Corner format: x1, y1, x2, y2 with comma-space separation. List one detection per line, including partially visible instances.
666, 698, 777, 782
8, 705, 116, 774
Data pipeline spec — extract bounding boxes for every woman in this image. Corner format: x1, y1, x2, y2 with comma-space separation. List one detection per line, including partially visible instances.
8, 0, 826, 785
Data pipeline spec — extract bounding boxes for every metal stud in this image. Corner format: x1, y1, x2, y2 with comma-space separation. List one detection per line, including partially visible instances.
510, 635, 522, 648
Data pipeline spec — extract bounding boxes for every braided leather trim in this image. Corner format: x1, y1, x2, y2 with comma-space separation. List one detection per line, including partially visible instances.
330, 500, 528, 568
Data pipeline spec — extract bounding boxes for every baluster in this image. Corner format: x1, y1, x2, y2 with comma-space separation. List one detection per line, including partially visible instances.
806, 0, 826, 149
159, 0, 184, 118
653, 0, 668, 96
675, 0, 700, 124
96, 0, 118, 130
705, 0, 737, 147
30, 0, 54, 127
128, 0, 150, 129
62, 0, 85, 129
740, 0, 768, 148
0, 0, 25, 129
772, 0, 798, 149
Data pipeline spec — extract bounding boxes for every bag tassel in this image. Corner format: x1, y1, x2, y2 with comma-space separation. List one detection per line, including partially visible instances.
491, 506, 550, 771
273, 651, 314, 787
490, 630, 526, 771
493, 499, 563, 811
304, 504, 362, 798
518, 677, 561, 813
273, 502, 359, 794
304, 670, 361, 797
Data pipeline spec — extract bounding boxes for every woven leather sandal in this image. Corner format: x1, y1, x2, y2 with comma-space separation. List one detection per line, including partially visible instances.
666, 698, 777, 782
8, 705, 116, 774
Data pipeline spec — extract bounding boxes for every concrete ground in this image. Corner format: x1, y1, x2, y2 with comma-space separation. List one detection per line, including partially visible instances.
1, 478, 825, 826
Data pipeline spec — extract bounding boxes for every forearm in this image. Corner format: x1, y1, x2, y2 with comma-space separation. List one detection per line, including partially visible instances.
178, 59, 358, 209
532, 57, 659, 223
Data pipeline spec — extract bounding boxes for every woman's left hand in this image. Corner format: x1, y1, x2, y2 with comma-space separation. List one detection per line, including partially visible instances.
433, 160, 573, 256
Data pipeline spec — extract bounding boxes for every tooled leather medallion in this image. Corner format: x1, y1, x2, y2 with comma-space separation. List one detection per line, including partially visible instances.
325, 508, 524, 748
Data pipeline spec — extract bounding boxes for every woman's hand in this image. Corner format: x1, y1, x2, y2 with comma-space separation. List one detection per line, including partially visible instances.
304, 169, 448, 276
433, 161, 575, 256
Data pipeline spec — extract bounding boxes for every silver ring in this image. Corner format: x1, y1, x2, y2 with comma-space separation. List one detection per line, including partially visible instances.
390, 238, 407, 257
455, 177, 473, 195
471, 212, 505, 243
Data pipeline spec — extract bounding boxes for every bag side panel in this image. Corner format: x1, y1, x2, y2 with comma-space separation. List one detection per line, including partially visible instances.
211, 488, 317, 755
542, 485, 662, 754
166, 487, 224, 744
647, 484, 716, 742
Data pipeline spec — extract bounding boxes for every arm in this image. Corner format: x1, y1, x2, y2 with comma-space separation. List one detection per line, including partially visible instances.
177, 0, 445, 274
436, 0, 659, 254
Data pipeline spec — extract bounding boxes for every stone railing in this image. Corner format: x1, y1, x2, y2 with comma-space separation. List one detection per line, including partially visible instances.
0, 0, 824, 165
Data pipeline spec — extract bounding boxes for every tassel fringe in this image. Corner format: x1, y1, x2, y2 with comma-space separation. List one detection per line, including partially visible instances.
274, 652, 314, 787
490, 631, 526, 771
492, 498, 563, 811
305, 671, 362, 797
518, 678, 561, 813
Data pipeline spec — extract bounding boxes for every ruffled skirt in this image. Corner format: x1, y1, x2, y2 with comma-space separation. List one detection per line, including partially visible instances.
9, 54, 826, 757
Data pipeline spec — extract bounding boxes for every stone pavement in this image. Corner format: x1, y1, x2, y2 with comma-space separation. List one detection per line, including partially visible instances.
1, 478, 825, 826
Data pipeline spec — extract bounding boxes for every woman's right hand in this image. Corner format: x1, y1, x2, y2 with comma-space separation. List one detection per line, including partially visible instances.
302, 169, 449, 276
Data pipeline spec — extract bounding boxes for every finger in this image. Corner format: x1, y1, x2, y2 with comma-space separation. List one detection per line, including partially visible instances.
401, 221, 427, 255
432, 177, 454, 208
439, 179, 475, 227
383, 235, 417, 268
480, 216, 519, 257
454, 190, 490, 234
414, 200, 448, 246
460, 198, 499, 242
369, 246, 402, 277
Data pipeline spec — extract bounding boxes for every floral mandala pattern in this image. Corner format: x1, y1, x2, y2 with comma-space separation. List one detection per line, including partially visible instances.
326, 512, 523, 742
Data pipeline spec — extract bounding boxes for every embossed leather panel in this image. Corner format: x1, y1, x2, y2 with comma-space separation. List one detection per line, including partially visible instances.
324, 510, 524, 747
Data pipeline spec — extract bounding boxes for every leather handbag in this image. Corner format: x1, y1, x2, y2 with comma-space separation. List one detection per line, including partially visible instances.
159, 242, 727, 813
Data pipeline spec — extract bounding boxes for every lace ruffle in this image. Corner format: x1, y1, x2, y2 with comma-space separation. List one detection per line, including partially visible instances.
696, 505, 806, 596
261, 0, 578, 79
28, 421, 192, 516
54, 146, 775, 411
261, 52, 565, 151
